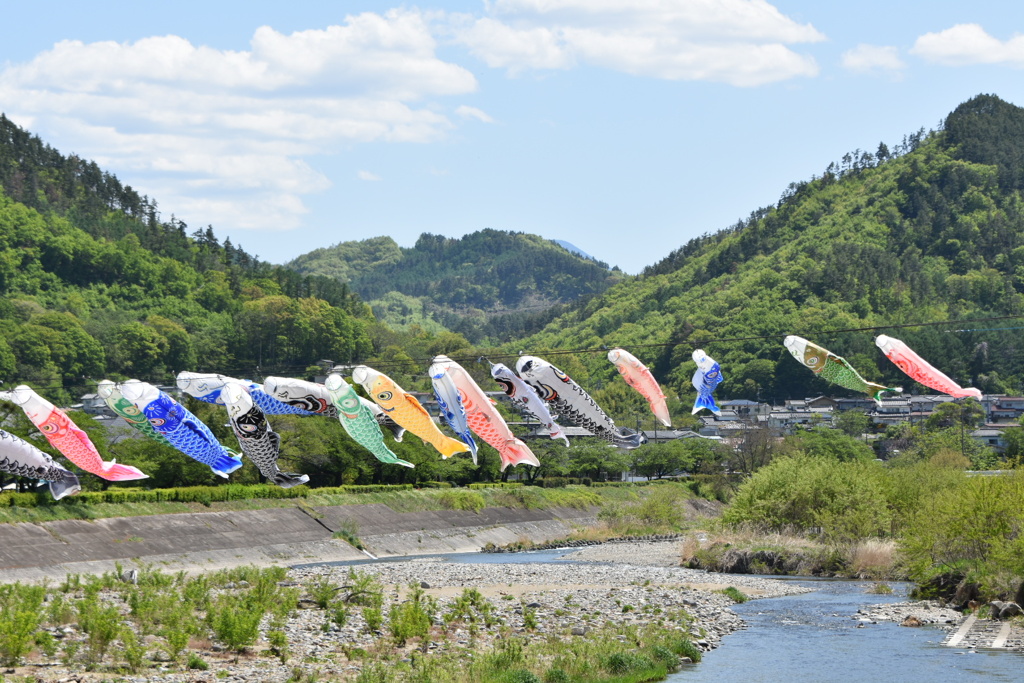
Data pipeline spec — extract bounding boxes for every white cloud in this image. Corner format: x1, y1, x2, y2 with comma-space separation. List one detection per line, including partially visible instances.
0, 9, 476, 234
358, 170, 382, 181
841, 44, 905, 74
455, 105, 495, 123
912, 24, 1024, 67
451, 0, 823, 85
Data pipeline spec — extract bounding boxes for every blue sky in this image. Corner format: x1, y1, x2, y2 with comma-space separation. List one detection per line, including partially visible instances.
2, 1, 1024, 274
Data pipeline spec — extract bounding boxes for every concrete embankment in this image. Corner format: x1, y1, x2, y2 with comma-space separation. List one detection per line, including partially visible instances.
0, 503, 596, 583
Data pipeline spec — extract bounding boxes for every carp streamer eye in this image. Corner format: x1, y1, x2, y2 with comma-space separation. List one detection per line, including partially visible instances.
241, 424, 257, 432
124, 406, 140, 415
377, 391, 393, 402
808, 357, 819, 366
342, 398, 358, 409
42, 423, 59, 433
149, 418, 166, 427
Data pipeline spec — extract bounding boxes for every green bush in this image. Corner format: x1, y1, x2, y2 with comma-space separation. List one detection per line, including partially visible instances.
719, 587, 748, 603
315, 484, 414, 494
388, 585, 433, 645
901, 469, 1024, 596
208, 594, 263, 654
605, 651, 654, 674
0, 584, 46, 665
468, 482, 524, 489
723, 454, 892, 541
671, 637, 702, 663
438, 490, 486, 512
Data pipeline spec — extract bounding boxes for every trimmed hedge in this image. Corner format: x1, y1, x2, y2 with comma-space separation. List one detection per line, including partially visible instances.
313, 484, 414, 495
538, 477, 592, 488
0, 482, 427, 509
467, 482, 525, 489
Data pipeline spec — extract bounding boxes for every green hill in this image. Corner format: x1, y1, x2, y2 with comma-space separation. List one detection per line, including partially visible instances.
0, 114, 375, 403
507, 94, 1024, 405
286, 230, 624, 342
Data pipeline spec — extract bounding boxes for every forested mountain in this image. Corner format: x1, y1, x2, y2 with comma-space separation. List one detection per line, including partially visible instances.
0, 114, 375, 404
506, 94, 1024, 407
286, 230, 623, 342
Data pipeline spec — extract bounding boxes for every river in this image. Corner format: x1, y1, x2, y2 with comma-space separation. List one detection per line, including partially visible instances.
668, 578, 1024, 682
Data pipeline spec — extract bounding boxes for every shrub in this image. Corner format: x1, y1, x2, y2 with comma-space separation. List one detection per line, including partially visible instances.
718, 587, 748, 603
0, 584, 46, 666
670, 636, 702, 662
363, 607, 383, 634
605, 651, 654, 674
187, 653, 209, 670
388, 585, 433, 645
208, 595, 263, 654
724, 454, 891, 541
438, 490, 486, 512
543, 668, 570, 683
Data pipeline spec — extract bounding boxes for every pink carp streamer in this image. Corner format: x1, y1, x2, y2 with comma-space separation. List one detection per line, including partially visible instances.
432, 355, 540, 471
4, 385, 148, 481
608, 348, 671, 427
874, 335, 982, 399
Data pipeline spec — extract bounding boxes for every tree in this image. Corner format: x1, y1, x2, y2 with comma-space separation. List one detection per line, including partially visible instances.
924, 399, 985, 431
729, 421, 777, 473
564, 439, 632, 481
109, 322, 165, 377
835, 409, 871, 439
782, 427, 875, 462
632, 439, 715, 480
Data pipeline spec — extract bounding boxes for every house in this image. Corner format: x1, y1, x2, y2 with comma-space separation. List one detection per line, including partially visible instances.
718, 399, 770, 418
767, 410, 820, 432
970, 427, 1007, 453
78, 393, 111, 416
805, 396, 839, 410
876, 398, 910, 415
835, 397, 875, 412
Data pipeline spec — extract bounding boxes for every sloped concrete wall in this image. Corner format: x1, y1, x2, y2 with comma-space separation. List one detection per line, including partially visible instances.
0, 503, 596, 583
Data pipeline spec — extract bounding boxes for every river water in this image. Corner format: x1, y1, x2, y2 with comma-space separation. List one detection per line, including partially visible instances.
668, 578, 1024, 683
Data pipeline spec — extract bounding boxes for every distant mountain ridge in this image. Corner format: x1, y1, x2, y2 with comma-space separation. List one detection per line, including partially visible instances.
507, 94, 1024, 403
286, 229, 623, 341
552, 239, 595, 260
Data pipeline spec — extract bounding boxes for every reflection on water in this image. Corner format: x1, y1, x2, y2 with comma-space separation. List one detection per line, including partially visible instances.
669, 579, 1024, 683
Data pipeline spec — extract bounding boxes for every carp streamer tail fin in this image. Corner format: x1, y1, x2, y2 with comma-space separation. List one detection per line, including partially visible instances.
382, 420, 405, 442
435, 436, 471, 460
99, 460, 149, 481
210, 452, 244, 477
272, 471, 311, 489
612, 428, 648, 450
49, 471, 82, 500
871, 385, 903, 405
498, 438, 540, 471
692, 393, 721, 416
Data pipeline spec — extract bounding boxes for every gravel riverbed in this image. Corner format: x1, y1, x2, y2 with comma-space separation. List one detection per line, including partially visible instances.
16, 541, 816, 682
